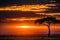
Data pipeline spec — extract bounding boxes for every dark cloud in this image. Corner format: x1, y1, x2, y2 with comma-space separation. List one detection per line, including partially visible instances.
0, 0, 16, 7
17, 0, 50, 5
0, 0, 51, 7
0, 0, 60, 7
0, 11, 41, 18
43, 8, 60, 13
55, 0, 60, 4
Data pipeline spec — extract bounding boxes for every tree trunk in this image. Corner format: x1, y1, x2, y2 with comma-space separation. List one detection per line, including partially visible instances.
48, 24, 50, 37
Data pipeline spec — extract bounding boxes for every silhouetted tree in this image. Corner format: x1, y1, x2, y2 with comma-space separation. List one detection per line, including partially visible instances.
35, 17, 60, 37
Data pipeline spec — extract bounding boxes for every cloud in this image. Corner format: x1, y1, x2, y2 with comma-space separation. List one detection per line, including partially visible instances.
1, 17, 40, 21
0, 11, 41, 18
36, 13, 60, 15
0, 4, 50, 12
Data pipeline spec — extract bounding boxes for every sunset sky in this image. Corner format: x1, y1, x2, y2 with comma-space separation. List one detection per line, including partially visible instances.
0, 0, 60, 36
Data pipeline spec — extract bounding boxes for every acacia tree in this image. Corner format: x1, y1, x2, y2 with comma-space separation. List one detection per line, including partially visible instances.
35, 17, 60, 37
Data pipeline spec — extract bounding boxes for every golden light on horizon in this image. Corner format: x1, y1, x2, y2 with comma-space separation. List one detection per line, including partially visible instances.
16, 25, 39, 28
2, 18, 40, 22
0, 4, 51, 12
0, 22, 60, 36
16, 26, 30, 28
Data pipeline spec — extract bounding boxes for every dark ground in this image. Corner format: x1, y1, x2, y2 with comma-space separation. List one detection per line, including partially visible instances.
0, 36, 60, 40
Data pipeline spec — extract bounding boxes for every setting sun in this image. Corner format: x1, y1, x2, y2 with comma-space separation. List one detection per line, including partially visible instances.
21, 26, 30, 28
16, 26, 30, 28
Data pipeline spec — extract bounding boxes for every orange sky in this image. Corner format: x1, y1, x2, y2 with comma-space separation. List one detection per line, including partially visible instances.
0, 20, 60, 36
0, 4, 60, 36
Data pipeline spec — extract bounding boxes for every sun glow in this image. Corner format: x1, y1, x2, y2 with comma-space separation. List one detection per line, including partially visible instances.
16, 26, 30, 28
21, 26, 30, 28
